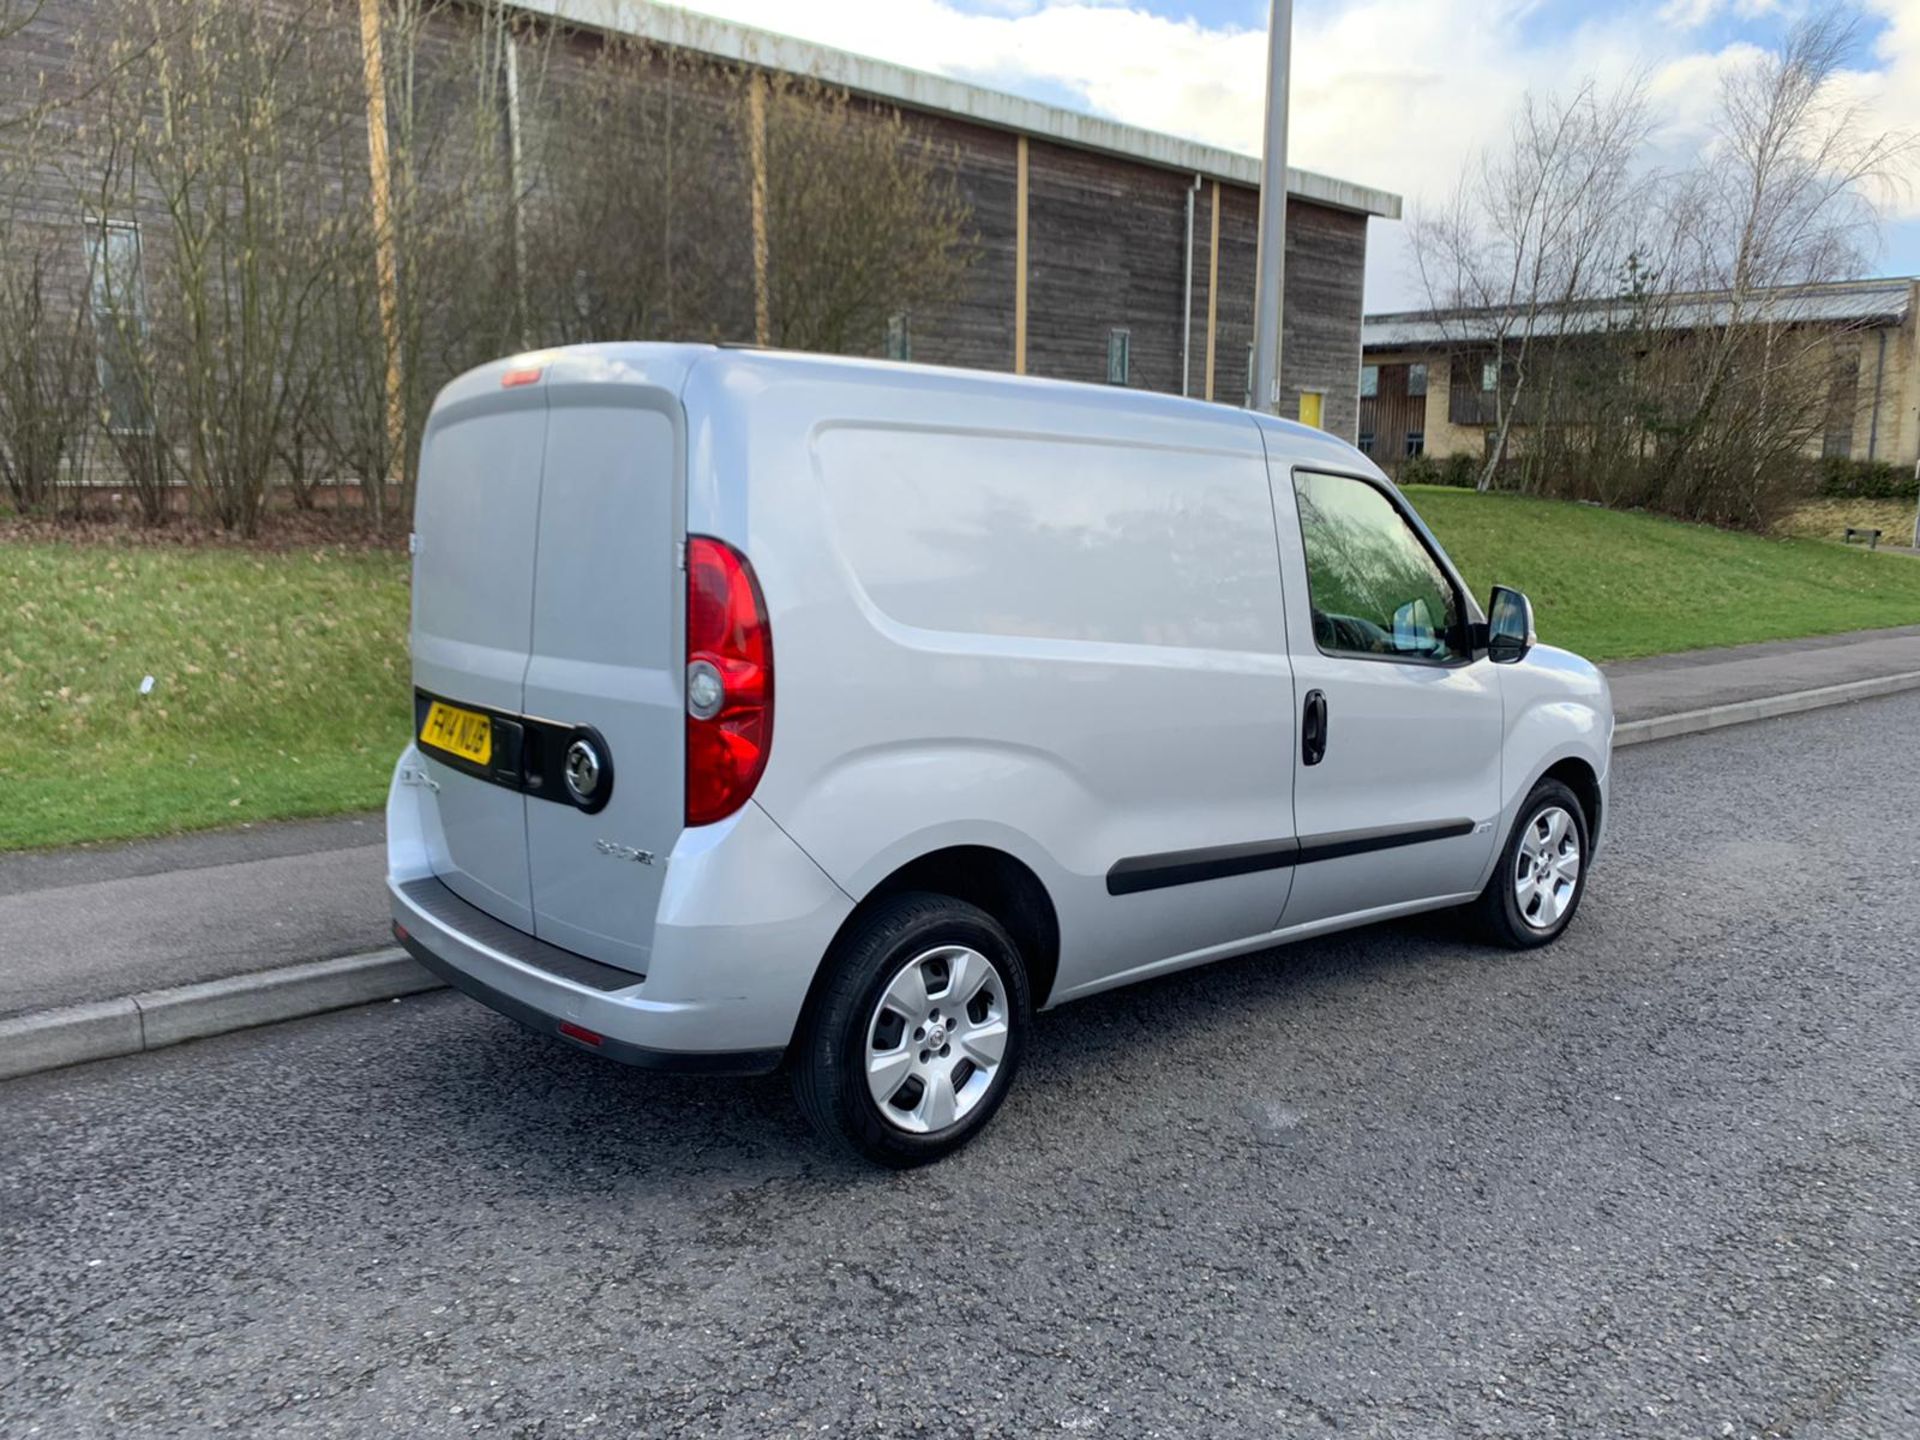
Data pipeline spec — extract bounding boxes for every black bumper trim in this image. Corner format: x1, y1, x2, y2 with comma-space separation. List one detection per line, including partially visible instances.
393, 921, 785, 1077
396, 875, 643, 992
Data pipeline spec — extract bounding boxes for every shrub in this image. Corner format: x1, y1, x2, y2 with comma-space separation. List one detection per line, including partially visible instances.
1398, 452, 1439, 486
1814, 456, 1918, 500
1397, 452, 1477, 488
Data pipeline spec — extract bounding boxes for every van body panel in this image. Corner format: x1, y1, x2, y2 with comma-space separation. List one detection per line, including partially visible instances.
681, 353, 1302, 997
390, 751, 848, 1054
409, 371, 550, 929
393, 345, 1614, 1071
1484, 645, 1614, 879
522, 358, 690, 972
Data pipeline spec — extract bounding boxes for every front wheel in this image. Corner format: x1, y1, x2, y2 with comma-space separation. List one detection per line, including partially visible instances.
791, 892, 1030, 1167
1470, 779, 1590, 948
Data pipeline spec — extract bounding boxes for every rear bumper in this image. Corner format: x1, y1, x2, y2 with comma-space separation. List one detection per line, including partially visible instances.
387, 744, 855, 1074
390, 879, 783, 1075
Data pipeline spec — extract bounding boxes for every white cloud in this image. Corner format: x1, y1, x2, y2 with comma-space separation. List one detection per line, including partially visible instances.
658, 0, 1920, 306
1656, 0, 1779, 31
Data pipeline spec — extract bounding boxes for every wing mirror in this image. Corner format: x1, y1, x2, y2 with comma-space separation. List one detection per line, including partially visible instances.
1486, 585, 1535, 664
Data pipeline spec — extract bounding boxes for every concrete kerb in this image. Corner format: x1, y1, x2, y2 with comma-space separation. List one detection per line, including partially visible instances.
1612, 669, 1920, 748
5, 668, 1920, 1085
0, 949, 442, 1082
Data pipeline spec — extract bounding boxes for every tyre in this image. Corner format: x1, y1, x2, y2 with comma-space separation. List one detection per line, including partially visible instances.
1470, 778, 1590, 948
791, 891, 1030, 1167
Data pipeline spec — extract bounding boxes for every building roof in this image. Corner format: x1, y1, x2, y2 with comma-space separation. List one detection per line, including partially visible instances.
1364, 276, 1916, 351
515, 0, 1402, 220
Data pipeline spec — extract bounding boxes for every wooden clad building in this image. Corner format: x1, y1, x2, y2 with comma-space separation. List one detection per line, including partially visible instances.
2, 0, 1401, 441
533, 1, 1401, 435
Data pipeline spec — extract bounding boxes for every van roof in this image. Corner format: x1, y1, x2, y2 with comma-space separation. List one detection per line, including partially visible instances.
440, 342, 1380, 478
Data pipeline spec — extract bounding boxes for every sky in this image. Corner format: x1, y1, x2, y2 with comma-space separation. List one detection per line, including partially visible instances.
655, 0, 1920, 311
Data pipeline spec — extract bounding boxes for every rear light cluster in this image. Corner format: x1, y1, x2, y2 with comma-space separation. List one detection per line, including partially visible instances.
685, 536, 773, 826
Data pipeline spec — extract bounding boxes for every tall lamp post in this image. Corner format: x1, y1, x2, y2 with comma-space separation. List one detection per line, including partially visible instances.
1249, 0, 1292, 416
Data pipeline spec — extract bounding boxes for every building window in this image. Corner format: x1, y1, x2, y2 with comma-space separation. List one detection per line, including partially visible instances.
1823, 349, 1860, 459
1107, 328, 1130, 386
1481, 359, 1499, 392
1358, 430, 1376, 455
1360, 364, 1379, 399
88, 219, 150, 434
885, 311, 911, 362
1407, 363, 1428, 398
1405, 431, 1425, 457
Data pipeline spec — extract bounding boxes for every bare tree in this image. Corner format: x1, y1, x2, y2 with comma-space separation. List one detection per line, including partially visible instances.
0, 241, 96, 516
1647, 11, 1914, 517
69, 74, 177, 525
0, 121, 96, 515
759, 77, 974, 355
1409, 7, 1916, 529
306, 0, 528, 530
520, 34, 743, 346
1412, 77, 1653, 491
14, 0, 970, 539
72, 0, 362, 534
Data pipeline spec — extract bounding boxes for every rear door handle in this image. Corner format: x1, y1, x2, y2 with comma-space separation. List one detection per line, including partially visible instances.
1302, 689, 1328, 767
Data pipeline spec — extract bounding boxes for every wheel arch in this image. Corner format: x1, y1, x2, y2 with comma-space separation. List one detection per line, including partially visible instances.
800, 845, 1063, 1031
1537, 754, 1602, 840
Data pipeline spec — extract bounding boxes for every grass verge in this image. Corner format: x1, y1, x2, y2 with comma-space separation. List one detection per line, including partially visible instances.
1774, 497, 1917, 547
0, 544, 410, 852
5, 488, 1920, 851
1403, 486, 1920, 661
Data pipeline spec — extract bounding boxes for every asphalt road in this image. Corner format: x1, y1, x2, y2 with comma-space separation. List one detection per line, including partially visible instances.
4, 693, 1918, 1439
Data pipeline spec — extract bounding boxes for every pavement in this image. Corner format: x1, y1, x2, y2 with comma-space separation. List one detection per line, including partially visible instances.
2, 624, 1918, 1028
1602, 622, 1920, 721
3, 690, 1918, 1437
0, 813, 388, 1020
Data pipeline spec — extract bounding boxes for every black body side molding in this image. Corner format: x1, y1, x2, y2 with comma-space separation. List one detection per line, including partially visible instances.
1106, 818, 1477, 896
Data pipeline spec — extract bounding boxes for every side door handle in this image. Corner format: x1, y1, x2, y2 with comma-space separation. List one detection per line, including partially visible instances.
1302, 689, 1328, 767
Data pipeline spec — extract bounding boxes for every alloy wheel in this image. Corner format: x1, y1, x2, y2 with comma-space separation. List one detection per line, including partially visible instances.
865, 944, 1010, 1134
1513, 804, 1581, 930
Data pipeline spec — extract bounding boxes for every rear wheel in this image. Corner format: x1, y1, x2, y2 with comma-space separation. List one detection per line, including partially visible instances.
792, 892, 1029, 1167
1471, 779, 1590, 948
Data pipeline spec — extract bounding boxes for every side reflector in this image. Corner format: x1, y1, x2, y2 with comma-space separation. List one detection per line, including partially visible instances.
558, 1021, 604, 1047
500, 366, 543, 388
392, 921, 410, 943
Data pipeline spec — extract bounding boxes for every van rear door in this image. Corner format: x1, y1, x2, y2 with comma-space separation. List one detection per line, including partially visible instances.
521, 352, 690, 975
410, 369, 549, 930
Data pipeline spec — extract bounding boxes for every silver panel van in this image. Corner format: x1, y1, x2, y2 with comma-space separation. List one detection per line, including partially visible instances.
389, 345, 1612, 1164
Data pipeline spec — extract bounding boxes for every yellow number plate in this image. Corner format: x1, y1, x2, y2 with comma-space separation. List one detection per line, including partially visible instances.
420, 701, 493, 767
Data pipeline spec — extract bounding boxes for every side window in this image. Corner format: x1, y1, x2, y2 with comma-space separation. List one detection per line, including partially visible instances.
1292, 470, 1462, 662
